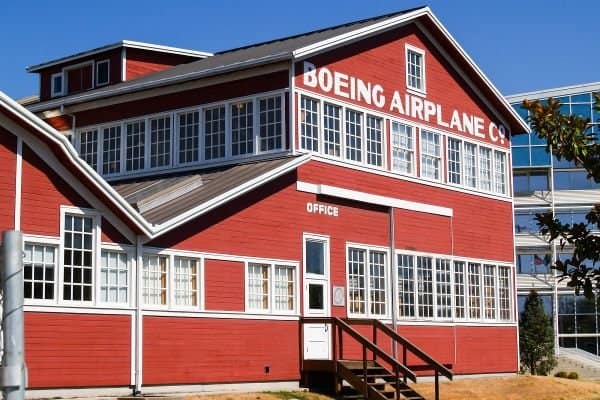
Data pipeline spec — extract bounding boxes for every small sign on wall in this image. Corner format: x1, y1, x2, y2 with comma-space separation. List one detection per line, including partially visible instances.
306, 202, 339, 217
332, 286, 345, 306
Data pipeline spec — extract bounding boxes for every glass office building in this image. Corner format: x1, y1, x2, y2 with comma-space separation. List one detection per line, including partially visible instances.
507, 82, 600, 356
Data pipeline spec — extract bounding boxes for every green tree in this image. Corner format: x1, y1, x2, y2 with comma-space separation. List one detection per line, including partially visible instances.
521, 94, 600, 299
519, 290, 556, 375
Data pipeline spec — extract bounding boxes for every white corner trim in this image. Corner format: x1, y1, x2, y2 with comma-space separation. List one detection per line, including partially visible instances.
14, 136, 22, 230
297, 181, 453, 217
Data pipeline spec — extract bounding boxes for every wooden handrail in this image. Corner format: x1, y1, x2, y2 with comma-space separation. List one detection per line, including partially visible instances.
333, 317, 417, 382
372, 320, 453, 380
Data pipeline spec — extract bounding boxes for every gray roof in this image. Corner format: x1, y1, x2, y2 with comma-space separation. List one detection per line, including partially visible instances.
27, 7, 425, 109
112, 155, 301, 225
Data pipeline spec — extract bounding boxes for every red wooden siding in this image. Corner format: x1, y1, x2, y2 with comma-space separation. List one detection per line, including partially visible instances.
0, 127, 16, 232
20, 144, 89, 237
454, 325, 518, 373
25, 312, 131, 388
204, 259, 245, 312
295, 24, 509, 149
43, 115, 72, 131
125, 48, 199, 81
143, 317, 299, 384
298, 161, 514, 262
101, 217, 132, 245
75, 71, 289, 127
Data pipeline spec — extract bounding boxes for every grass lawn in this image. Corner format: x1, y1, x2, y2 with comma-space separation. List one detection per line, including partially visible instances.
185, 375, 600, 400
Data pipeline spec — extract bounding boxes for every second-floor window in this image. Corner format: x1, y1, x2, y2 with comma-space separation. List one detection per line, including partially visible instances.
406, 45, 425, 93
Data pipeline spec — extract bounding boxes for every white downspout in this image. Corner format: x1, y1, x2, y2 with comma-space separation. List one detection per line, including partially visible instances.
134, 236, 144, 394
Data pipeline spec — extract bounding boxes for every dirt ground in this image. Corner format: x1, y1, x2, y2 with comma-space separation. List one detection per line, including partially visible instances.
185, 375, 600, 400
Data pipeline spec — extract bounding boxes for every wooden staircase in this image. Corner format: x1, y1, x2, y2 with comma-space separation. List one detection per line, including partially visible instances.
301, 317, 453, 400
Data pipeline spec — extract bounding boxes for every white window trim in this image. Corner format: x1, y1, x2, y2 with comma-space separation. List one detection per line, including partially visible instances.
98, 245, 135, 308
345, 242, 391, 320
419, 129, 442, 182
22, 241, 59, 305
390, 120, 416, 177
141, 251, 170, 311
171, 255, 203, 311
95, 59, 110, 87
244, 260, 299, 316
302, 232, 331, 316
405, 44, 426, 96
50, 72, 64, 98
59, 205, 101, 306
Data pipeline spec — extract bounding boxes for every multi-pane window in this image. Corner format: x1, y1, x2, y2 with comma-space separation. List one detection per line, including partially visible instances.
483, 264, 496, 319
447, 138, 462, 184
347, 247, 387, 317
397, 254, 415, 317
479, 147, 492, 191
436, 259, 452, 319
100, 250, 128, 304
143, 255, 168, 305
345, 109, 363, 162
150, 116, 171, 168
177, 111, 199, 164
102, 125, 121, 175
125, 120, 145, 171
204, 106, 226, 160
259, 96, 282, 152
174, 257, 199, 306
468, 262, 481, 319
79, 129, 98, 171
420, 130, 441, 180
300, 96, 319, 151
454, 261, 466, 319
498, 266, 511, 320
366, 115, 383, 167
416, 256, 434, 318
231, 101, 254, 156
247, 263, 269, 310
63, 214, 94, 302
406, 47, 425, 92
23, 243, 56, 300
463, 142, 477, 188
494, 150, 507, 194
323, 103, 341, 157
274, 265, 295, 312
391, 121, 414, 174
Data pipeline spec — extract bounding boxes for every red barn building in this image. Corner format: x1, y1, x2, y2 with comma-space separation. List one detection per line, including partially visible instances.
0, 6, 528, 399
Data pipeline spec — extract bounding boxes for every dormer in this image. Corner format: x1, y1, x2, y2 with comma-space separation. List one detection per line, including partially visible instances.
27, 40, 212, 101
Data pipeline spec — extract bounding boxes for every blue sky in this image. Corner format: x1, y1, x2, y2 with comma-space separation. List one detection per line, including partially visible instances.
1, 0, 598, 100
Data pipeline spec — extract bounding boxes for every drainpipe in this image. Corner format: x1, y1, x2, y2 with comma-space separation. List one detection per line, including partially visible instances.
134, 236, 143, 395
389, 207, 398, 358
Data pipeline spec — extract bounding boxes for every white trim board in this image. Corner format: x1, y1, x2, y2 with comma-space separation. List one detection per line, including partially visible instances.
297, 181, 453, 217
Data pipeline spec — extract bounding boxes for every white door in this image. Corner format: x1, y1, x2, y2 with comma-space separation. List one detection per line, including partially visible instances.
303, 235, 331, 360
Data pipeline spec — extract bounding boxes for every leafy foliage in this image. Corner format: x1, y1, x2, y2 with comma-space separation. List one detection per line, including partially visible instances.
521, 94, 600, 298
519, 290, 556, 375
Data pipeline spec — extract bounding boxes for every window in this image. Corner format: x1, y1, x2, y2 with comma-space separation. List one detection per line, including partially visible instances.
102, 125, 121, 175
515, 208, 550, 233
463, 142, 477, 188
150, 116, 171, 168
391, 121, 414, 174
51, 72, 63, 97
300, 96, 319, 151
79, 129, 98, 171
517, 253, 551, 274
447, 138, 462, 184
174, 257, 199, 307
247, 263, 270, 311
366, 115, 383, 167
397, 254, 415, 317
345, 109, 363, 162
177, 111, 199, 164
406, 46, 425, 93
323, 103, 341, 157
24, 243, 56, 300
498, 266, 512, 321
305, 239, 325, 276
143, 255, 168, 305
483, 264, 496, 319
204, 106, 226, 160
467, 262, 481, 319
420, 130, 441, 180
125, 120, 145, 171
231, 101, 254, 156
347, 247, 387, 317
274, 265, 295, 312
95, 60, 110, 86
259, 96, 282, 152
494, 150, 507, 194
454, 261, 466, 319
62, 214, 95, 302
436, 259, 452, 319
479, 147, 492, 191
416, 256, 434, 318
100, 250, 128, 303
513, 170, 549, 194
